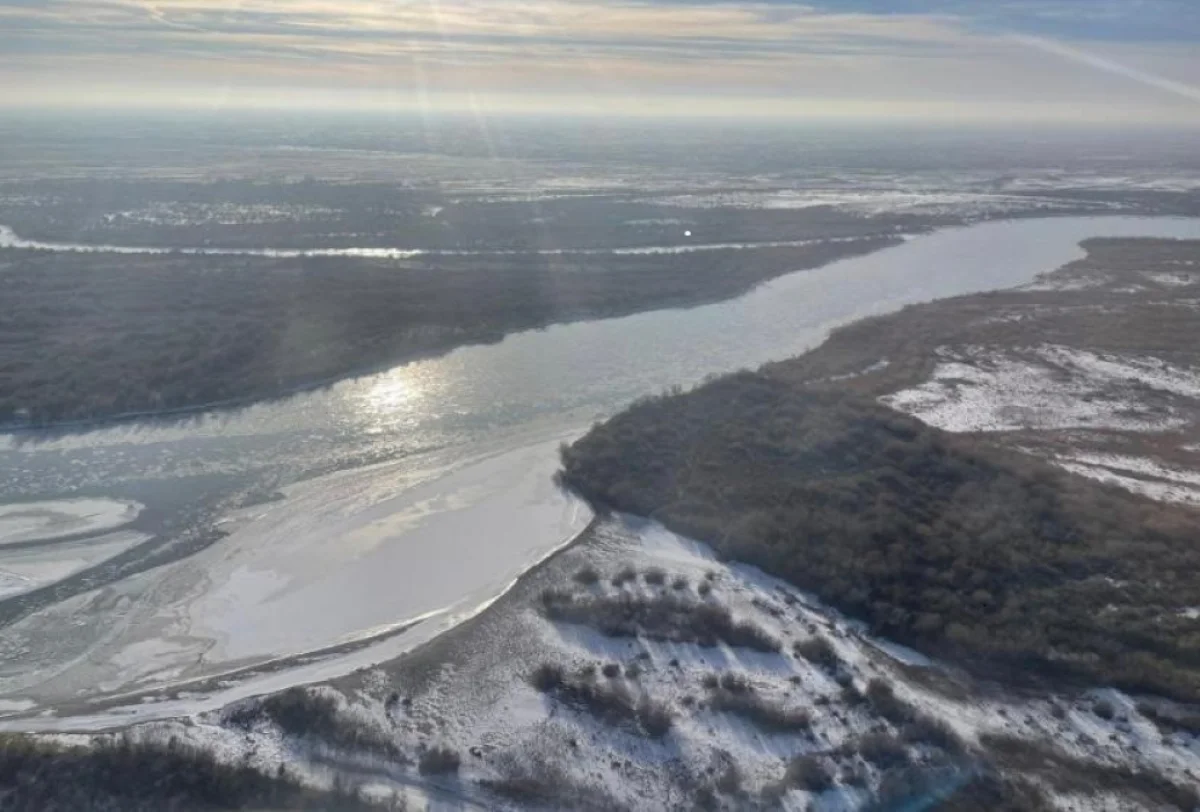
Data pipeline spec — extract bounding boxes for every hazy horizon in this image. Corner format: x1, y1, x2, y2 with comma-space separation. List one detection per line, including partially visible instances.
4, 0, 1200, 125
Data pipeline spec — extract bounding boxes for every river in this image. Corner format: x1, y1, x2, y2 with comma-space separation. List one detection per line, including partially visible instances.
2, 216, 1199, 730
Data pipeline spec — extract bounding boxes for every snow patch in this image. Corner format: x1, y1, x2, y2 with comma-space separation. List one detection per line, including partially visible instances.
1020, 275, 1108, 292
881, 345, 1200, 433
1142, 271, 1200, 288
826, 360, 891, 382
1054, 461, 1200, 506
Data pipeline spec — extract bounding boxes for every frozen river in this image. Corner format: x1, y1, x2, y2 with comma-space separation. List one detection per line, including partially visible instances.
2, 216, 1200, 730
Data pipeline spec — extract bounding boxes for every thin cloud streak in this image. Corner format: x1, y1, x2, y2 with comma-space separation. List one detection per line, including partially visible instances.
1015, 35, 1200, 106
1, 0, 1198, 122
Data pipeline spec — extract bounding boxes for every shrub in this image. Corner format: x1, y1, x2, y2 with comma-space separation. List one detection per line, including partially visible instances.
637, 696, 674, 738
539, 590, 779, 652
535, 667, 672, 738
841, 764, 868, 788
0, 733, 378, 811
785, 755, 834, 792
1137, 702, 1200, 736
793, 636, 839, 670
257, 688, 341, 737
602, 663, 621, 679
719, 673, 753, 694
901, 715, 963, 754
858, 732, 909, 768
573, 566, 600, 586
419, 746, 461, 775
644, 567, 667, 586
715, 761, 743, 795
540, 587, 573, 608
866, 679, 914, 725
235, 687, 394, 754
710, 690, 811, 733
612, 564, 638, 587
703, 673, 810, 732
531, 663, 565, 693
672, 576, 689, 591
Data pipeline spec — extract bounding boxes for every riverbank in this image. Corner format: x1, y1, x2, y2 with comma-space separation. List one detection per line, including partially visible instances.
0, 233, 900, 427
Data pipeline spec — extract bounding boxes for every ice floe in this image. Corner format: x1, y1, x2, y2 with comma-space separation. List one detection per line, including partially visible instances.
0, 498, 142, 546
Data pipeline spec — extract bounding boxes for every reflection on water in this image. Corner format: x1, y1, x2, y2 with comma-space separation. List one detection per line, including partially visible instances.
361, 366, 429, 425
6, 217, 1200, 506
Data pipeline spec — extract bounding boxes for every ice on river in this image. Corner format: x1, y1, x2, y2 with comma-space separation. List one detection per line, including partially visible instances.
0, 498, 142, 547
0, 436, 589, 718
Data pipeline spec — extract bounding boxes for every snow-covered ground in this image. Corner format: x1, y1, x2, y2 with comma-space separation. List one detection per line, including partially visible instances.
880, 345, 1199, 434
1052, 452, 1200, 506
644, 189, 1116, 218
1143, 271, 1200, 288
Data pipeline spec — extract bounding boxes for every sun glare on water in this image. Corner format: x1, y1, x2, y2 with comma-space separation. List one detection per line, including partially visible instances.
358, 366, 434, 431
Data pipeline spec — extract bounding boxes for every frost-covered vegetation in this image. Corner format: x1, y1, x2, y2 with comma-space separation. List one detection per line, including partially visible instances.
0, 732, 384, 812
559, 373, 1200, 703
0, 235, 893, 425
539, 579, 780, 652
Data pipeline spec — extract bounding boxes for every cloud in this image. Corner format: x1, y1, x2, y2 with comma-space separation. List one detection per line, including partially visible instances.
1, 0, 1198, 121
1015, 34, 1200, 105
718, 0, 1200, 42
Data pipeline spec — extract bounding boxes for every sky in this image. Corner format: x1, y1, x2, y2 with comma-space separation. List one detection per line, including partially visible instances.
3, 0, 1200, 123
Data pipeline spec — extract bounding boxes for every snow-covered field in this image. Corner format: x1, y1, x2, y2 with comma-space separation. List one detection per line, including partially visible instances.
645, 189, 1117, 218
1052, 453, 1200, 506
879, 338, 1200, 508
880, 345, 1199, 434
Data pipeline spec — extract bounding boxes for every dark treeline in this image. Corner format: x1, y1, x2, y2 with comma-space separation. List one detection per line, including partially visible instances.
0, 177, 924, 252
0, 238, 893, 425
0, 733, 385, 812
559, 372, 1200, 702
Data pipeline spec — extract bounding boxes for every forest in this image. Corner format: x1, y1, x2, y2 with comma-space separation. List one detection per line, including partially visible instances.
0, 236, 893, 425
559, 372, 1200, 702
